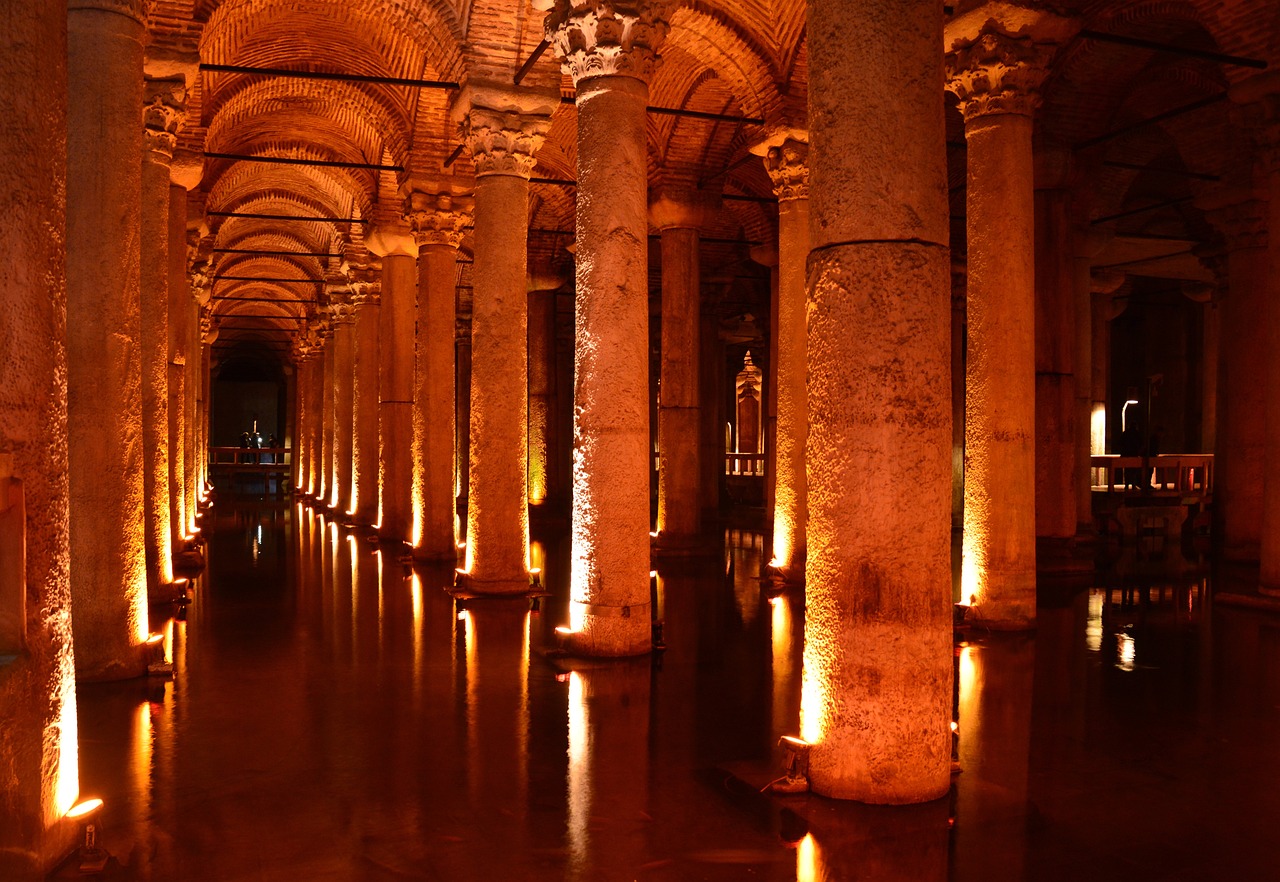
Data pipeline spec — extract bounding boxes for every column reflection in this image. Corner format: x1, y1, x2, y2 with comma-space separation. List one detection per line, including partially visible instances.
799, 800, 950, 881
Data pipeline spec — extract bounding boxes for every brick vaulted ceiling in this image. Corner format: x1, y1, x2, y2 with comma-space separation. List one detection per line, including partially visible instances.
150, 0, 1280, 355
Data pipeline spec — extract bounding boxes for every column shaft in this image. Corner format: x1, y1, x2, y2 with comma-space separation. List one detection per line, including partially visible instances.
380, 254, 416, 540
167, 185, 187, 550
805, 0, 952, 802
1072, 244, 1093, 531
772, 197, 810, 573
416, 246, 459, 559
657, 226, 701, 542
333, 315, 355, 512
466, 175, 532, 587
140, 140, 173, 593
528, 288, 555, 508
1261, 171, 1280, 587
67, 0, 147, 678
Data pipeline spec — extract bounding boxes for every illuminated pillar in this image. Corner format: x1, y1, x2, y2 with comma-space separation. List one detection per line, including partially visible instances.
183, 249, 209, 534
405, 193, 468, 560
946, 9, 1071, 627
459, 92, 553, 590
546, 0, 671, 654
198, 309, 216, 494
366, 225, 418, 542
1032, 147, 1077, 564
67, 0, 148, 679
1072, 218, 1095, 533
350, 274, 381, 524
0, 0, 81, 865
650, 188, 715, 550
1089, 270, 1125, 457
456, 318, 472, 518
1201, 193, 1268, 560
328, 287, 356, 513
140, 76, 185, 594
527, 266, 564, 510
752, 244, 779, 529
168, 151, 202, 547
292, 345, 311, 496
313, 319, 333, 502
803, 0, 951, 803
753, 134, 809, 577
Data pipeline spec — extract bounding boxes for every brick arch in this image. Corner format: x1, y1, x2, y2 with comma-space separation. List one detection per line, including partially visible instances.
664, 5, 783, 125
207, 162, 371, 225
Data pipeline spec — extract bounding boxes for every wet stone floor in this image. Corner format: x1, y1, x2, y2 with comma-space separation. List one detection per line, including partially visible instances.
68, 502, 1280, 881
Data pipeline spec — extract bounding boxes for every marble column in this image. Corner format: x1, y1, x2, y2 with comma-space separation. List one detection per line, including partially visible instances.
350, 273, 381, 524
188, 259, 212, 524
0, 0, 81, 868
405, 193, 469, 560
1201, 193, 1268, 560
1072, 219, 1096, 533
546, 0, 671, 654
198, 309, 216, 496
328, 284, 356, 513
946, 10, 1071, 628
140, 77, 185, 595
803, 0, 953, 803
752, 134, 809, 578
456, 319, 473, 518
315, 320, 334, 504
366, 226, 418, 543
459, 94, 553, 591
650, 188, 717, 550
167, 161, 200, 550
67, 0, 148, 679
527, 279, 559, 510
293, 346, 312, 497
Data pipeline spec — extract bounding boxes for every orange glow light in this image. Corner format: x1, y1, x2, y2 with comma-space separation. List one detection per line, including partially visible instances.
66, 798, 103, 820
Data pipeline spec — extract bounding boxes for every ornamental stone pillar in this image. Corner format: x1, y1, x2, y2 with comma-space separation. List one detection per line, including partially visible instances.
67, 0, 148, 679
198, 308, 217, 496
315, 317, 334, 504
546, 0, 672, 654
140, 75, 185, 595
803, 0, 953, 804
327, 277, 356, 513
946, 8, 1073, 628
349, 270, 381, 523
527, 267, 565, 511
366, 225, 418, 542
405, 192, 470, 561
751, 132, 809, 579
188, 253, 212, 527
169, 152, 201, 550
458, 90, 554, 591
0, 0, 80, 866
650, 187, 717, 551
1200, 192, 1268, 561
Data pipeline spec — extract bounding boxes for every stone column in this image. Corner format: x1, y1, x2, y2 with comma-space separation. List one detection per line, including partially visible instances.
946, 10, 1071, 628
752, 134, 809, 577
366, 225, 418, 543
546, 0, 671, 654
140, 76, 185, 595
67, 0, 148, 679
527, 278, 559, 510
1200, 193, 1268, 560
802, 0, 953, 803
405, 194, 469, 560
0, 0, 81, 867
1071, 219, 1096, 533
315, 320, 334, 504
1032, 147, 1077, 567
168, 156, 201, 551
292, 345, 312, 496
751, 245, 780, 530
456, 318, 472, 520
458, 93, 553, 591
1089, 270, 1126, 456
699, 302, 723, 523
198, 309, 216, 497
350, 272, 381, 524
328, 283, 356, 513
650, 188, 717, 550
187, 257, 211, 525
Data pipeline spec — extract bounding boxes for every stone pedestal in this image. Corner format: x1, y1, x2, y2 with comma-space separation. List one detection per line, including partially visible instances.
753, 134, 809, 577
546, 0, 671, 654
67, 0, 148, 679
350, 275, 380, 524
0, 2, 81, 870
802, 0, 952, 803
947, 11, 1071, 628
458, 98, 551, 590
406, 195, 468, 561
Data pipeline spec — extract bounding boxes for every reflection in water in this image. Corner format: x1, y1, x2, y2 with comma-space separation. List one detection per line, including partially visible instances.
796, 832, 818, 882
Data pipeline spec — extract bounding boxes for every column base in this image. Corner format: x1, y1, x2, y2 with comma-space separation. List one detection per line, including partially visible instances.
554, 615, 653, 659
453, 571, 535, 598
651, 531, 719, 558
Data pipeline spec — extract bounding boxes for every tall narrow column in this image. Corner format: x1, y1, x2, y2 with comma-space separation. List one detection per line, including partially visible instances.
752, 134, 810, 578
366, 227, 418, 542
140, 76, 185, 595
198, 309, 216, 496
1072, 218, 1096, 534
67, 0, 148, 679
405, 193, 469, 560
527, 280, 558, 509
0, 0, 81, 867
168, 156, 201, 551
293, 345, 313, 496
459, 94, 553, 591
456, 319, 472, 521
1201, 194, 1268, 560
315, 320, 334, 504
803, 0, 952, 803
946, 10, 1071, 628
328, 285, 356, 513
349, 273, 380, 523
188, 259, 211, 526
650, 188, 715, 551
546, 0, 671, 654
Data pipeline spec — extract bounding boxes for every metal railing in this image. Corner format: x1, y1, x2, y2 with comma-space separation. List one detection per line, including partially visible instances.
1090, 454, 1213, 498
725, 452, 765, 477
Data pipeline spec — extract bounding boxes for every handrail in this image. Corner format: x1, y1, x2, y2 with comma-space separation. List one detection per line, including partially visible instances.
1090, 453, 1212, 496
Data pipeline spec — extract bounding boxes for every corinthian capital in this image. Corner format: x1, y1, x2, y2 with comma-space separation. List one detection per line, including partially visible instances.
945, 30, 1056, 122
199, 308, 219, 345
143, 76, 189, 160
461, 106, 551, 179
544, 0, 675, 86
346, 264, 382, 307
405, 192, 472, 249
751, 130, 809, 202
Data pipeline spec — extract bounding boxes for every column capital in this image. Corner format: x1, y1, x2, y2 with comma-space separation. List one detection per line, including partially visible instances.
944, 7, 1074, 123
405, 191, 473, 248
365, 223, 419, 259
346, 264, 382, 307
324, 273, 356, 323
648, 186, 721, 230
142, 76, 189, 162
459, 102, 553, 179
199, 308, 219, 345
750, 131, 810, 202
543, 0, 675, 87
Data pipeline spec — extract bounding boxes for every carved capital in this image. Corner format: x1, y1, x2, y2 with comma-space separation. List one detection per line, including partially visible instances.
347, 265, 382, 307
199, 308, 219, 345
946, 31, 1054, 122
461, 106, 550, 178
763, 138, 809, 202
405, 192, 472, 248
142, 77, 188, 161
545, 0, 674, 86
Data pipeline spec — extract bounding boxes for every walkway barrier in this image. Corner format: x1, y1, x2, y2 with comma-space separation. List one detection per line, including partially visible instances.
725, 452, 765, 477
208, 446, 292, 494
1090, 454, 1213, 499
